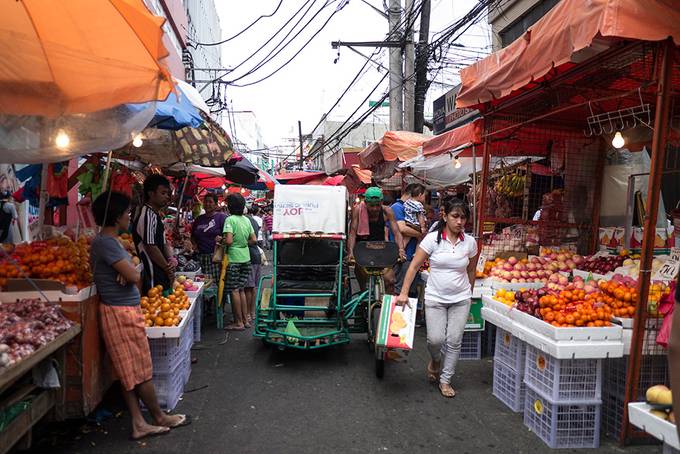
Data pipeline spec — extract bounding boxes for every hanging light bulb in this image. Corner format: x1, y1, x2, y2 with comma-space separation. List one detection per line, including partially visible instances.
240, 187, 246, 194
132, 133, 144, 148
454, 156, 462, 169
612, 131, 625, 149
55, 130, 70, 149
221, 184, 227, 190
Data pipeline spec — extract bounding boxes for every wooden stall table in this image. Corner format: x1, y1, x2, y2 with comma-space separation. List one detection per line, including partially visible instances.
0, 325, 81, 454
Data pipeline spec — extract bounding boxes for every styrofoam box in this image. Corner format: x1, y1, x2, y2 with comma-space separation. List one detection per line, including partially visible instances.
481, 307, 624, 359
489, 281, 545, 292
0, 285, 98, 302
185, 281, 205, 299
177, 270, 202, 280
524, 344, 602, 402
628, 402, 680, 450
573, 269, 614, 281
146, 306, 194, 339
482, 295, 622, 342
493, 358, 526, 413
472, 286, 493, 299
524, 383, 601, 449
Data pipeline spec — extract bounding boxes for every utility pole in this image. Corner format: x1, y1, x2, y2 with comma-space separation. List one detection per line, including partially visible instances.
388, 0, 403, 131
414, 0, 431, 134
298, 120, 304, 170
403, 0, 415, 132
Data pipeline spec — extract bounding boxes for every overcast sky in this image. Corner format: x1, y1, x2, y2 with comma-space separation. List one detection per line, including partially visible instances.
212, 0, 491, 150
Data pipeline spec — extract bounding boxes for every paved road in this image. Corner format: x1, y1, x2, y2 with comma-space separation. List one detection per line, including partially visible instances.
29, 321, 659, 454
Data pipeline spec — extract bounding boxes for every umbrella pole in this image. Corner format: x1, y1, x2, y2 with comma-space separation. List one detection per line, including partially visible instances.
100, 151, 113, 190
175, 173, 190, 231
37, 164, 49, 240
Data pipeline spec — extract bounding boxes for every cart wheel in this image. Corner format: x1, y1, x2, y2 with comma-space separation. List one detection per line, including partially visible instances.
375, 355, 385, 379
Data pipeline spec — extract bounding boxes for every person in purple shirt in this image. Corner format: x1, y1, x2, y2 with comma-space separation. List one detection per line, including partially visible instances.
191, 193, 226, 286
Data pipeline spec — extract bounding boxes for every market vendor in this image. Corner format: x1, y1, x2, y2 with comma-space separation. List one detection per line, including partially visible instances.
91, 191, 190, 440
191, 193, 226, 287
347, 186, 405, 293
396, 198, 478, 399
132, 175, 175, 294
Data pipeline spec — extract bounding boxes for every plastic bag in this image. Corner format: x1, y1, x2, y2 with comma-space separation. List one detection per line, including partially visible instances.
32, 359, 61, 388
657, 280, 676, 348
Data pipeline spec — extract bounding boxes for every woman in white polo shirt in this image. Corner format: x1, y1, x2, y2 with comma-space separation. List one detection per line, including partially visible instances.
396, 198, 478, 398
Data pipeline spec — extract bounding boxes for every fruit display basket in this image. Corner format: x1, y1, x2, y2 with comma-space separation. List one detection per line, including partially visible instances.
524, 345, 602, 402
524, 383, 601, 449
628, 402, 680, 450
493, 358, 526, 412
146, 298, 196, 339
495, 328, 526, 372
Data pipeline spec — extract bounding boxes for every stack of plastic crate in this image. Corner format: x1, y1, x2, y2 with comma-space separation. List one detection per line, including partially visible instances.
148, 314, 193, 410
601, 354, 669, 440
492, 328, 526, 412
522, 345, 602, 449
193, 295, 203, 343
459, 331, 482, 360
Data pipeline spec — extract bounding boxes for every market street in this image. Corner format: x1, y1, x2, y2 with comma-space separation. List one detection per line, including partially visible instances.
29, 309, 660, 454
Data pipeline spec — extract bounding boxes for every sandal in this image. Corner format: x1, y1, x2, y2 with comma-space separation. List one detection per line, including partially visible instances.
225, 324, 245, 331
426, 360, 440, 383
439, 383, 456, 398
167, 414, 192, 428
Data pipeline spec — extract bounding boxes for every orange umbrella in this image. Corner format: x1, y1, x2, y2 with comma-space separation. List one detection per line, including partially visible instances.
0, 0, 173, 117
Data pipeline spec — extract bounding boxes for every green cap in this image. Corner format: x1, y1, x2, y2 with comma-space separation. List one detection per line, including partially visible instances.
364, 186, 383, 204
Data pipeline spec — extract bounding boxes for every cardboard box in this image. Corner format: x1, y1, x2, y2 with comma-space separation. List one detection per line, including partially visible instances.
376, 295, 418, 361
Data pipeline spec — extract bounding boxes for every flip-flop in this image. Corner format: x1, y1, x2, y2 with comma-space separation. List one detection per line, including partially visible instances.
439, 383, 456, 398
130, 426, 170, 441
225, 324, 245, 331
168, 414, 192, 428
426, 361, 440, 383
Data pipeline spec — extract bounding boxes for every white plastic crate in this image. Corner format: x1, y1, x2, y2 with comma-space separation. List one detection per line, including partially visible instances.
152, 354, 188, 411
149, 322, 193, 374
524, 384, 601, 449
193, 296, 202, 343
601, 390, 626, 440
494, 328, 526, 372
181, 350, 191, 386
459, 331, 482, 360
524, 345, 602, 402
493, 359, 526, 412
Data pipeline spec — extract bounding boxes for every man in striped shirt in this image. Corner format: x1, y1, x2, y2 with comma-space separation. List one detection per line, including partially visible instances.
132, 175, 174, 294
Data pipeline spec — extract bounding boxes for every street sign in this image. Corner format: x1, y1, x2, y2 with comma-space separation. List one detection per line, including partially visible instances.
369, 100, 390, 107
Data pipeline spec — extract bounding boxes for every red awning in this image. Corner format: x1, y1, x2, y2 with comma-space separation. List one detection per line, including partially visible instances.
456, 0, 680, 109
358, 130, 430, 169
275, 171, 326, 185
422, 120, 484, 156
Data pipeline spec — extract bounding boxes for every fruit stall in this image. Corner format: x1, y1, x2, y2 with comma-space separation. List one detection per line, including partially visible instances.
0, 235, 114, 420
0, 299, 80, 454
452, 1, 680, 448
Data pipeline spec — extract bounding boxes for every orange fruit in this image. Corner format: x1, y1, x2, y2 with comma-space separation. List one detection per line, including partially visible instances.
160, 303, 171, 312
154, 316, 164, 326
164, 318, 174, 327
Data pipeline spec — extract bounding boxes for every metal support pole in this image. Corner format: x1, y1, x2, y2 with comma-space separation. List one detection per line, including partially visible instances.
403, 0, 415, 131
388, 0, 403, 131
37, 164, 49, 240
472, 144, 477, 237
476, 137, 491, 239
622, 38, 674, 444
298, 120, 304, 170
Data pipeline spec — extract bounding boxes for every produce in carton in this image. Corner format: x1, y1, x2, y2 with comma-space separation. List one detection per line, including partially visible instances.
140, 285, 189, 327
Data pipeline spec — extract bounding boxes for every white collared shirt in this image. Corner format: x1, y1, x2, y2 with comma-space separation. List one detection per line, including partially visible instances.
419, 230, 478, 304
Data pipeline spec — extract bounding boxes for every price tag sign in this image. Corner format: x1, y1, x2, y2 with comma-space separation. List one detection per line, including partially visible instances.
476, 253, 487, 274
654, 252, 680, 282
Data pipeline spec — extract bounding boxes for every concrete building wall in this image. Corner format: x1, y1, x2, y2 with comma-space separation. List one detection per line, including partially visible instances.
184, 0, 222, 85
488, 0, 560, 50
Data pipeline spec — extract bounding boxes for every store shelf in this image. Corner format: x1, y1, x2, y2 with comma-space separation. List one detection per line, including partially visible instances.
0, 388, 56, 454
628, 402, 679, 450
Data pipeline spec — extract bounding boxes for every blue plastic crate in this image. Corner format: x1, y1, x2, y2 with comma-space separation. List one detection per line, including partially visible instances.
524, 345, 602, 402
494, 328, 526, 372
493, 359, 526, 412
459, 331, 482, 361
524, 383, 601, 449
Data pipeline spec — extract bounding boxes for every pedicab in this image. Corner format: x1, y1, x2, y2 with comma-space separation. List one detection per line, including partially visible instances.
253, 185, 417, 378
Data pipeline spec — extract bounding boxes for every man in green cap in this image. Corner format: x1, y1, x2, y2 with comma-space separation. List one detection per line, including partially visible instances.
348, 186, 405, 292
